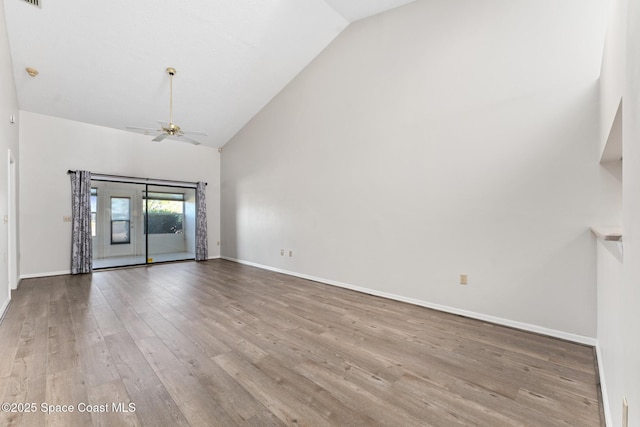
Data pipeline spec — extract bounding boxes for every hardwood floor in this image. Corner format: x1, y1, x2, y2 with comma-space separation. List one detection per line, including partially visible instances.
0, 260, 603, 426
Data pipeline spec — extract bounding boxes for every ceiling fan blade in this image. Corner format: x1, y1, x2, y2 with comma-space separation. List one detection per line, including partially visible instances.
152, 134, 169, 142
181, 130, 208, 136
179, 135, 201, 145
126, 126, 155, 132
126, 126, 165, 139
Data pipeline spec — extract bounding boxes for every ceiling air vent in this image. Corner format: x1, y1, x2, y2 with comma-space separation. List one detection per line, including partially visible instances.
22, 0, 40, 7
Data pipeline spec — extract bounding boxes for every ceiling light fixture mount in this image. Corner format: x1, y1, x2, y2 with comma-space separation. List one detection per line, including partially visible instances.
25, 67, 39, 77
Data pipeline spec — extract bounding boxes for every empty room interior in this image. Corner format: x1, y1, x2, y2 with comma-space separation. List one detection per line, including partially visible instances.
0, 0, 638, 425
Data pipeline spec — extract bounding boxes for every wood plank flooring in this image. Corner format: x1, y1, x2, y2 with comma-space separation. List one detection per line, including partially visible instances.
0, 260, 603, 426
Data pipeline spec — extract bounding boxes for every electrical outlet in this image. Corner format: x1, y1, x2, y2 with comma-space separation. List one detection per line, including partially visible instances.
289, 250, 293, 257
217, 241, 220, 246
280, 249, 284, 256
623, 397, 628, 427
63, 216, 72, 222
460, 274, 468, 285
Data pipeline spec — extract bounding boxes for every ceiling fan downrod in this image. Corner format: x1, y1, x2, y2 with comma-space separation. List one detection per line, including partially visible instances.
167, 67, 177, 132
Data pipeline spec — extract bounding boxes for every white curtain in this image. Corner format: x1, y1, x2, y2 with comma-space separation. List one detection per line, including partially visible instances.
195, 181, 208, 261
70, 170, 93, 274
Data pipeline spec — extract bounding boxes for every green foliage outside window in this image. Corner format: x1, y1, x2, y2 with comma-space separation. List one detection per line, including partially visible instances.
144, 198, 184, 234
146, 211, 183, 234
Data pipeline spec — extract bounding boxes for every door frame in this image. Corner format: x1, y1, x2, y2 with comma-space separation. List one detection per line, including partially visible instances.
7, 150, 17, 291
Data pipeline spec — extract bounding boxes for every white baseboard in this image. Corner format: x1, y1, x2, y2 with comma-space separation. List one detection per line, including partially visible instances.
207, 256, 221, 260
595, 343, 612, 427
221, 256, 597, 346
20, 270, 71, 280
0, 296, 10, 322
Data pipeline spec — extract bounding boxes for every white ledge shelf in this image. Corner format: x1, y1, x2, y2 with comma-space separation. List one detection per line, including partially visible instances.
590, 226, 622, 242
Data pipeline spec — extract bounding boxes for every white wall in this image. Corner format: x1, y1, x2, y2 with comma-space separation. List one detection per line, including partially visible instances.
599, 0, 626, 153
596, 6, 625, 422
596, 0, 640, 423
0, 0, 19, 317
19, 111, 220, 277
622, 0, 640, 420
221, 0, 608, 339
147, 234, 185, 255
596, 237, 624, 427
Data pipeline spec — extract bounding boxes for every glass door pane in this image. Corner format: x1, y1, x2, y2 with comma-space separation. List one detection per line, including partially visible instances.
91, 180, 146, 269
145, 185, 196, 264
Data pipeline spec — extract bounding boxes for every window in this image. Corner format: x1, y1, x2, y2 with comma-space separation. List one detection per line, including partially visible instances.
144, 192, 184, 234
111, 197, 130, 244
90, 188, 97, 237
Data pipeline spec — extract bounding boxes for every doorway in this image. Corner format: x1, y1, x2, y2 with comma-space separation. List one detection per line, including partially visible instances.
91, 180, 197, 269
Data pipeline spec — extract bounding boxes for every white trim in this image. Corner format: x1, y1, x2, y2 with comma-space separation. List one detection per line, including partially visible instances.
221, 256, 597, 346
20, 270, 71, 280
595, 342, 612, 427
0, 296, 10, 321
208, 255, 221, 260
7, 149, 17, 292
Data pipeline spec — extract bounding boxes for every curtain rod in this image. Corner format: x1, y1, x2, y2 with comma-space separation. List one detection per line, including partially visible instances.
67, 170, 207, 186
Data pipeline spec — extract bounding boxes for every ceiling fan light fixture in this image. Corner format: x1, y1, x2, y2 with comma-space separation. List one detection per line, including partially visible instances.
126, 67, 207, 145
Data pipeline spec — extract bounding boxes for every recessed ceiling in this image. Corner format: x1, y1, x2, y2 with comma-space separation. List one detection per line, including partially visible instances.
4, 0, 415, 148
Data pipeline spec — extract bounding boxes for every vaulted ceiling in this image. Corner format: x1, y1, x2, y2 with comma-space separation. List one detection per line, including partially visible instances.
4, 0, 415, 148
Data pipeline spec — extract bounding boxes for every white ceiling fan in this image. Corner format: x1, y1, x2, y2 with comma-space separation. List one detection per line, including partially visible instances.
127, 67, 207, 145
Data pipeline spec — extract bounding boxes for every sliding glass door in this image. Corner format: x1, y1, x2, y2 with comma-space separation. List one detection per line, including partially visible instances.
145, 185, 196, 264
91, 180, 197, 269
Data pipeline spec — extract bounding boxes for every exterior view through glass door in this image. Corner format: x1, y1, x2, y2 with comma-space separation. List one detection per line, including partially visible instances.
91, 180, 197, 269
145, 185, 196, 264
